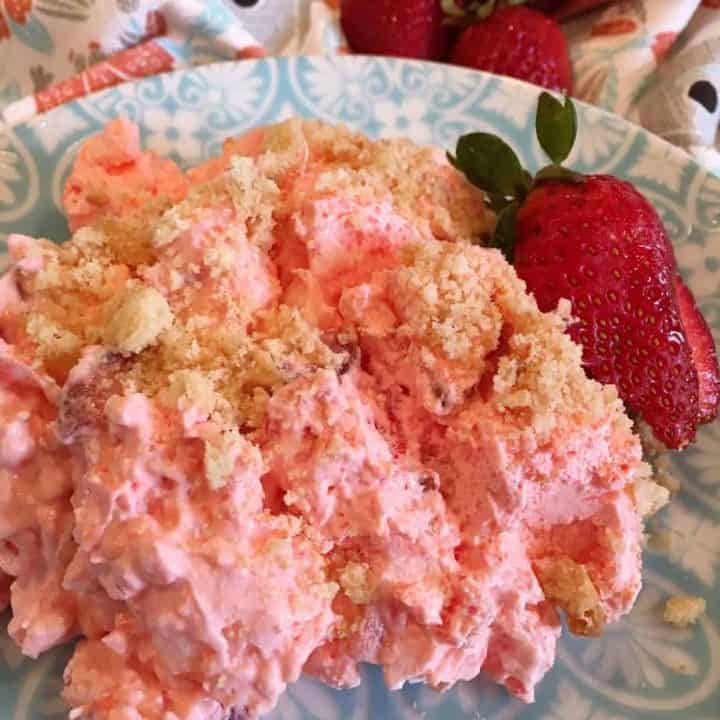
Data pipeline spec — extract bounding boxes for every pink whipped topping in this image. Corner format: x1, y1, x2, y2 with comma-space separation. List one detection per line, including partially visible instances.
0, 118, 654, 719
62, 118, 189, 232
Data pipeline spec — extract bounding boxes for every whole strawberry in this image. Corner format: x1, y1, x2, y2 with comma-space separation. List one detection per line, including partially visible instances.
340, 0, 450, 60
515, 175, 700, 448
450, 5, 572, 93
448, 93, 719, 448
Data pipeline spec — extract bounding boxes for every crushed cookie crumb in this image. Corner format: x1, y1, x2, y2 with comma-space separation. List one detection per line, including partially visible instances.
160, 369, 220, 418
225, 157, 280, 248
339, 562, 373, 605
632, 462, 670, 518
380, 241, 629, 434
663, 595, 706, 627
204, 428, 260, 490
26, 313, 82, 358
304, 120, 489, 245
259, 117, 309, 177
535, 556, 605, 636
636, 420, 681, 491
390, 243, 504, 369
103, 285, 173, 354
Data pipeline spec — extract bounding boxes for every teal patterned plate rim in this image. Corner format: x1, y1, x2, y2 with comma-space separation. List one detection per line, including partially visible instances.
0, 56, 719, 720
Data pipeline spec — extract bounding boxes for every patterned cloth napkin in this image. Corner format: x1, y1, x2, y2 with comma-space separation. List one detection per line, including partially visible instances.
0, 0, 719, 173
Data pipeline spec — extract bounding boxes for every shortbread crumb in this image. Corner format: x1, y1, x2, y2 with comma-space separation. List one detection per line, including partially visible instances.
26, 313, 82, 358
664, 595, 706, 627
338, 562, 374, 605
299, 120, 490, 245
103, 285, 173, 353
204, 428, 255, 490
633, 463, 670, 518
535, 556, 605, 636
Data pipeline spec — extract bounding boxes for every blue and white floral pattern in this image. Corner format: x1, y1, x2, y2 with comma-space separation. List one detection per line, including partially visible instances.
0, 131, 21, 206
374, 97, 434, 144
0, 56, 718, 720
0, 125, 37, 225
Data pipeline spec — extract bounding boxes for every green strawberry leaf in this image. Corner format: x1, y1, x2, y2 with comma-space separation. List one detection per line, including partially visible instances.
450, 133, 530, 199
492, 200, 519, 262
533, 164, 585, 185
536, 92, 577, 165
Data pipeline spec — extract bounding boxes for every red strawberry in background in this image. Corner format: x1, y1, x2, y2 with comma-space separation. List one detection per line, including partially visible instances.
340, 0, 450, 60
448, 93, 719, 448
450, 5, 572, 93
340, 0, 573, 93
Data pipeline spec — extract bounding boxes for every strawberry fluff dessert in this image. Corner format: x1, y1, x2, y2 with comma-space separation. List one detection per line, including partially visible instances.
0, 114, 692, 720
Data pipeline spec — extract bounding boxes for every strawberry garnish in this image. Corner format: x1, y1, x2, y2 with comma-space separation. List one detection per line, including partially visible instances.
674, 276, 720, 423
340, 0, 450, 61
448, 4, 572, 93
448, 93, 719, 448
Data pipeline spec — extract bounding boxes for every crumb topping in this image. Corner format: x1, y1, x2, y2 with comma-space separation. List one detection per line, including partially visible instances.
298, 120, 489, 245
637, 420, 682, 493
338, 561, 374, 605
389, 243, 504, 370
534, 556, 605, 636
103, 285, 173, 354
4, 117, 647, 466
7, 120, 636, 444
225, 157, 281, 248
260, 117, 310, 178
26, 313, 82, 359
663, 595, 706, 627
632, 461, 670, 518
383, 242, 630, 434
204, 428, 260, 490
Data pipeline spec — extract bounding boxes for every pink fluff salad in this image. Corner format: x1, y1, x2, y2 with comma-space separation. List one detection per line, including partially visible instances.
0, 117, 661, 720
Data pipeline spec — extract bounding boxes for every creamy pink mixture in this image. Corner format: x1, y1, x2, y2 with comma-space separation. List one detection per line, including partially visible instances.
0, 118, 666, 719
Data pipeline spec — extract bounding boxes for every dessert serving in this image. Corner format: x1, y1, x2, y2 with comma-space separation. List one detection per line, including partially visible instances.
0, 94, 717, 720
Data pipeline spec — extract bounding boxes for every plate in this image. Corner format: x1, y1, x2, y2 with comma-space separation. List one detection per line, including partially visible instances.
0, 56, 719, 720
